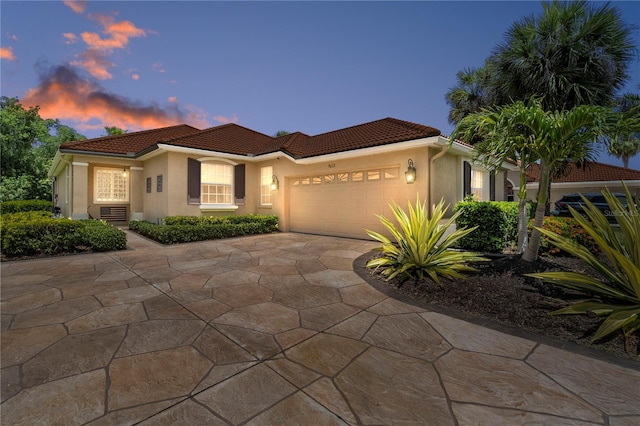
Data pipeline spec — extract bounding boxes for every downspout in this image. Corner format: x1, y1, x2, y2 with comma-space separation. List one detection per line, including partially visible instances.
429, 144, 448, 215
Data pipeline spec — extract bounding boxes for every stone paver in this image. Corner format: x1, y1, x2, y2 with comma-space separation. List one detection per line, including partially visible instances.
1, 231, 638, 425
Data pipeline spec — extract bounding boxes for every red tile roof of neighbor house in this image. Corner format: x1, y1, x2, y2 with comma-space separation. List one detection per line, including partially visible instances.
525, 162, 640, 183
59, 124, 202, 155
59, 117, 442, 158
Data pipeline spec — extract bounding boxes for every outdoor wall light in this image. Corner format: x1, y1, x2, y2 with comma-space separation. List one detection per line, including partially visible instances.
405, 159, 416, 184
271, 175, 279, 191
122, 167, 128, 178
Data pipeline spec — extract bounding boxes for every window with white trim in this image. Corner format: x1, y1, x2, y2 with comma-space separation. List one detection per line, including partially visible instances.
201, 162, 233, 204
471, 170, 483, 200
95, 167, 129, 202
260, 166, 273, 205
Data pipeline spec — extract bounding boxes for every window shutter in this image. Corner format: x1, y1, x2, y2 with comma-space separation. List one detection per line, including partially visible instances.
234, 164, 246, 199
463, 161, 471, 197
490, 171, 496, 201
187, 158, 201, 204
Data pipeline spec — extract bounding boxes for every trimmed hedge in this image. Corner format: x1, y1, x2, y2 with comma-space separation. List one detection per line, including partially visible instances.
0, 200, 53, 214
129, 214, 279, 244
532, 216, 599, 257
454, 201, 507, 253
0, 214, 126, 257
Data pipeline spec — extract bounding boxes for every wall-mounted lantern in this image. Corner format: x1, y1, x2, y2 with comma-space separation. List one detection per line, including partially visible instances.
122, 167, 128, 178
271, 175, 279, 191
405, 159, 416, 184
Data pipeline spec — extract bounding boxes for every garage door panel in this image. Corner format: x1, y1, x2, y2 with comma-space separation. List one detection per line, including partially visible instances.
290, 173, 407, 239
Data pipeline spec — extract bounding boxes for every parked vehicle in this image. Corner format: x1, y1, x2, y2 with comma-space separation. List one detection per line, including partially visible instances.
554, 192, 630, 221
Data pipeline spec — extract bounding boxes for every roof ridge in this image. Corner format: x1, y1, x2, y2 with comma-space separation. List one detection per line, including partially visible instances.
61, 124, 200, 146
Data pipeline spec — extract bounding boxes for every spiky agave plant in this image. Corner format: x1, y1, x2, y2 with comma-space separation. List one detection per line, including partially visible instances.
366, 196, 488, 285
526, 185, 640, 344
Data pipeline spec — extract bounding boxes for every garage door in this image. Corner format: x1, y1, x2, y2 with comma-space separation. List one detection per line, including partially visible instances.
289, 167, 408, 239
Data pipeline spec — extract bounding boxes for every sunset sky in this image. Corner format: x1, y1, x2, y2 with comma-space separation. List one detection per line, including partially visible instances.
2, 1, 639, 168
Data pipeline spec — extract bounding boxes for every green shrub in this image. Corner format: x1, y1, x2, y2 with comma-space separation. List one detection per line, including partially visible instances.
1, 217, 84, 257
526, 186, 640, 343
1, 215, 126, 257
492, 201, 521, 246
79, 220, 127, 252
366, 197, 488, 284
532, 216, 599, 257
454, 201, 507, 253
129, 214, 279, 244
0, 199, 53, 214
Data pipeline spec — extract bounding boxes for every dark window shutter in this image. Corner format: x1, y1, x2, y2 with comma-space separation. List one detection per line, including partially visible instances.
490, 172, 496, 201
463, 161, 471, 197
234, 164, 246, 199
187, 158, 201, 204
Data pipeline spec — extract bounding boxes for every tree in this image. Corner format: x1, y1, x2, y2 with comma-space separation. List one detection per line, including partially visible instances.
492, 0, 635, 112
0, 96, 85, 201
104, 126, 128, 135
608, 93, 640, 168
449, 101, 537, 253
445, 64, 497, 128
273, 130, 289, 137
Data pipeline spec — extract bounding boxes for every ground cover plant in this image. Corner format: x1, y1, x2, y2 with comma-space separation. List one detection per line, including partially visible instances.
129, 214, 278, 244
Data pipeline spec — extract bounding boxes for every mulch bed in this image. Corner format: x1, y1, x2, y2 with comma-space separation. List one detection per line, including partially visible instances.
355, 252, 639, 365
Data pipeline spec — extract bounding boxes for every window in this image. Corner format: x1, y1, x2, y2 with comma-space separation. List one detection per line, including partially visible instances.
95, 167, 129, 202
367, 170, 380, 181
324, 174, 335, 184
471, 170, 483, 200
201, 162, 233, 204
156, 175, 163, 192
337, 173, 349, 183
261, 166, 273, 205
146, 177, 151, 193
351, 171, 363, 182
384, 167, 400, 180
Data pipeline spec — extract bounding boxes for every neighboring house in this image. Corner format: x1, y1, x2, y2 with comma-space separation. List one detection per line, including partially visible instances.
508, 162, 640, 206
49, 117, 512, 239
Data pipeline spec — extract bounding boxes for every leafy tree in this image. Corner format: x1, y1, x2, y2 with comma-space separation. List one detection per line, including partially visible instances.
445, 62, 498, 128
273, 130, 289, 137
492, 0, 635, 112
104, 126, 128, 135
608, 92, 640, 168
0, 96, 85, 201
450, 101, 537, 253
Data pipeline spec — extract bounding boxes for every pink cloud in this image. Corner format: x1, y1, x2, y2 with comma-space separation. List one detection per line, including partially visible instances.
70, 49, 114, 80
0, 47, 16, 61
213, 115, 239, 124
22, 65, 211, 131
168, 96, 177, 103
131, 74, 140, 80
81, 14, 146, 51
63, 1, 87, 14
63, 33, 78, 44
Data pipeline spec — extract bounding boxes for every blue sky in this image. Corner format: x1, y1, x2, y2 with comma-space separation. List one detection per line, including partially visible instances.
2, 1, 639, 168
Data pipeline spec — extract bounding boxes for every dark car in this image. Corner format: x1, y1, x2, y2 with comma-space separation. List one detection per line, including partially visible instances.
554, 192, 629, 221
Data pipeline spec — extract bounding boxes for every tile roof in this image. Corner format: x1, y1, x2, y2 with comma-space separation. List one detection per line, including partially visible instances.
58, 117, 441, 159
159, 123, 280, 156
525, 162, 640, 183
287, 118, 441, 158
59, 124, 202, 156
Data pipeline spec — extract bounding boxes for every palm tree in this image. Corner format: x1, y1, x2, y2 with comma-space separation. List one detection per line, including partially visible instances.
608, 93, 640, 168
492, 0, 635, 112
445, 64, 496, 128
452, 99, 626, 262
449, 102, 537, 253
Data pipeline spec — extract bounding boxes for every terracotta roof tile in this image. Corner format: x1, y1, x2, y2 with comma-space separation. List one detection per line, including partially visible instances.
59, 124, 201, 156
526, 162, 640, 183
58, 117, 441, 159
286, 118, 441, 158
160, 123, 278, 156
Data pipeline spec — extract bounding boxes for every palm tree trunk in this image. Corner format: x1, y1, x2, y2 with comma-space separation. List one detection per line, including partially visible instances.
516, 167, 529, 253
623, 155, 629, 169
522, 160, 551, 262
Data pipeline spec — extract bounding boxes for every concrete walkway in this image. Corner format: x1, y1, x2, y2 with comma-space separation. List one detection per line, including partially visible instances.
1, 232, 638, 425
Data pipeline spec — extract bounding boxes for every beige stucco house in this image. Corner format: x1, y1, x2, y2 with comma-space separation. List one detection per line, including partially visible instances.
508, 162, 640, 206
49, 117, 512, 239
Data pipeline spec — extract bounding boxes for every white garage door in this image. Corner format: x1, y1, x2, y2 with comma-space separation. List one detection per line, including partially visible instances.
289, 167, 408, 239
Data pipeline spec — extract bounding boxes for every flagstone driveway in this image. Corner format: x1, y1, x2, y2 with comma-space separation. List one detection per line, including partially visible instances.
1, 231, 639, 425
